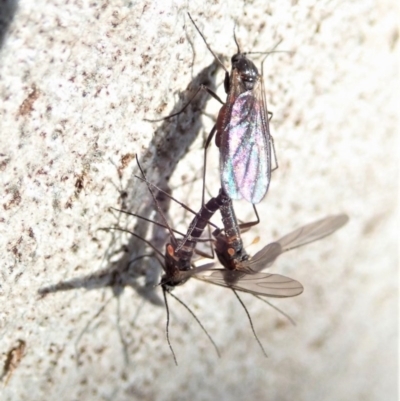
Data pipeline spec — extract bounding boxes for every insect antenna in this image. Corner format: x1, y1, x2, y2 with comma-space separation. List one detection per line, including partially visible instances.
232, 21, 241, 54
162, 288, 178, 366
187, 13, 228, 73
256, 39, 285, 76
168, 291, 221, 358
145, 13, 229, 124
232, 290, 267, 358
245, 39, 284, 58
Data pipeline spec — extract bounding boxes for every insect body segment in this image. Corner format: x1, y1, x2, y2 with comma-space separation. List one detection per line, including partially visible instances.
161, 191, 227, 290
213, 189, 249, 270
183, 189, 304, 298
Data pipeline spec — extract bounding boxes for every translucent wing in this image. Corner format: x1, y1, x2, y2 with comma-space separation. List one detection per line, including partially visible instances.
220, 81, 271, 204
194, 269, 303, 298
242, 242, 282, 272
188, 215, 348, 292
238, 215, 349, 273
276, 214, 349, 252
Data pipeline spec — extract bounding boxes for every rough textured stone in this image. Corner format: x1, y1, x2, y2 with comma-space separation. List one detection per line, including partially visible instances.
0, 0, 397, 400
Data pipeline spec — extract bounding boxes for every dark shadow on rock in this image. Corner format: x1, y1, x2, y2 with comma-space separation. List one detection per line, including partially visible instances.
38, 60, 220, 314
0, 0, 18, 50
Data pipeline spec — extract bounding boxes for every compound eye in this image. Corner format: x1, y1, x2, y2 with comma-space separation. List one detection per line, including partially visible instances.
167, 244, 175, 257
241, 73, 256, 83
228, 247, 236, 257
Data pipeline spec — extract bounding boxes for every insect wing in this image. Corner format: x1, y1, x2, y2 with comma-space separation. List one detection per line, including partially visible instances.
243, 242, 283, 272
195, 269, 303, 298
220, 79, 271, 204
241, 215, 349, 272
277, 214, 349, 252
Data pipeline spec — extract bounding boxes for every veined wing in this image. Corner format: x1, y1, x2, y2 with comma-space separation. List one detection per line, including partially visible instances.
220, 80, 271, 204
239, 215, 349, 273
242, 242, 282, 272
276, 214, 349, 252
194, 268, 303, 298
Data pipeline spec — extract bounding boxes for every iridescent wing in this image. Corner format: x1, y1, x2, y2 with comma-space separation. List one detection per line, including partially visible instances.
220, 79, 271, 204
194, 268, 303, 298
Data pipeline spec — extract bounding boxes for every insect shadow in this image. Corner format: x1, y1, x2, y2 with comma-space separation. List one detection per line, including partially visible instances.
106, 157, 226, 364
37, 57, 220, 365
0, 1, 18, 50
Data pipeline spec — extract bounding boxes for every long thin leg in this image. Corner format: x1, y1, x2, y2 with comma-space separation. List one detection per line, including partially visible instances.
162, 289, 178, 366
252, 295, 296, 326
202, 124, 217, 207
232, 290, 267, 358
270, 135, 279, 171
134, 173, 219, 230
237, 205, 260, 233
145, 85, 225, 122
169, 291, 221, 358
110, 207, 188, 238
